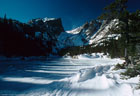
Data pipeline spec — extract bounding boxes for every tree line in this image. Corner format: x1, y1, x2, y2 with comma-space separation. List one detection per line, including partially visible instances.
0, 15, 52, 56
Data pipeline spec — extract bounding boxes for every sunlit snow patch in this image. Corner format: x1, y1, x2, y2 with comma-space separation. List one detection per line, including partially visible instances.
26, 70, 77, 74
66, 27, 82, 34
53, 65, 133, 96
2, 77, 56, 84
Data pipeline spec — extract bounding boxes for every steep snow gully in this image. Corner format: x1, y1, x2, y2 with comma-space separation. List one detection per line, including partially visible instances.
0, 54, 139, 96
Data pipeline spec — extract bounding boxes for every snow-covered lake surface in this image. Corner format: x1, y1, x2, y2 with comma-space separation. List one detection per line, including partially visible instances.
0, 54, 139, 96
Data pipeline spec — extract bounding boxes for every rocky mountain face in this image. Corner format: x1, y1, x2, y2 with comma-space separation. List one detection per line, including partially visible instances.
28, 18, 64, 40
90, 19, 119, 44
57, 19, 118, 49
27, 18, 65, 54
0, 17, 118, 56
56, 20, 102, 48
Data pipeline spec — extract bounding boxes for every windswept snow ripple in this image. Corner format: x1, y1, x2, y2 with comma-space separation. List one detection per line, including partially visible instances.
49, 65, 133, 96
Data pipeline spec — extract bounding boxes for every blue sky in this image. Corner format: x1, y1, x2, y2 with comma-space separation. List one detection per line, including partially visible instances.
0, 0, 139, 30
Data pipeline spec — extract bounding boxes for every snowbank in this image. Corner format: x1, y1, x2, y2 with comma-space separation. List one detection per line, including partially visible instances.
51, 65, 135, 96
78, 53, 108, 59
64, 53, 109, 60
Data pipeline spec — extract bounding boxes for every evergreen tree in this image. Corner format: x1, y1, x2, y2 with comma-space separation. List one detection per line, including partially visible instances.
98, 0, 130, 63
4, 14, 7, 24
98, 0, 128, 20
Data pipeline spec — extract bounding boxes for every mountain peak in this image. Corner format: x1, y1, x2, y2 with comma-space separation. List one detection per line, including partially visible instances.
42, 17, 57, 22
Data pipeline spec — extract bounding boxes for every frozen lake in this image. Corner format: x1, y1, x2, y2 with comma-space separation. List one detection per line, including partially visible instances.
0, 55, 138, 96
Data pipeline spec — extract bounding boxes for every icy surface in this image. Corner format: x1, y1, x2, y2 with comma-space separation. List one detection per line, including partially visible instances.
0, 54, 139, 96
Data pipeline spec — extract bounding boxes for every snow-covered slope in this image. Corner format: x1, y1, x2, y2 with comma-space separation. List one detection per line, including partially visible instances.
89, 19, 119, 44
56, 19, 118, 50
56, 20, 102, 48
66, 27, 82, 34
